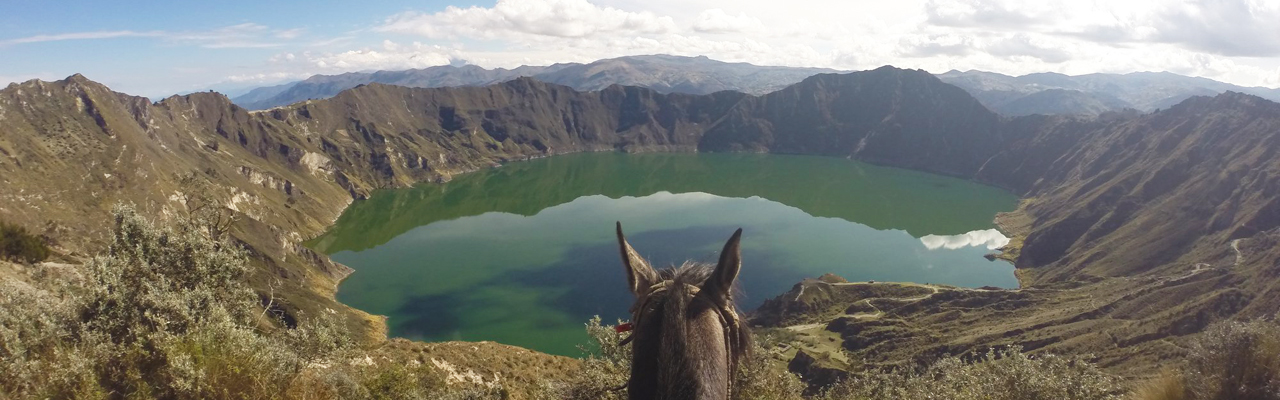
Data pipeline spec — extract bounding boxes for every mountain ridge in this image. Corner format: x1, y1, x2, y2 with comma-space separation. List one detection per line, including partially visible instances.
231, 54, 839, 110
229, 54, 1280, 120
938, 69, 1280, 116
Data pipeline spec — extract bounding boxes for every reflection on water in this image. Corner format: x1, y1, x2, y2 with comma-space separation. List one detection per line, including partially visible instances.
920, 229, 1010, 250
313, 153, 1020, 356
310, 152, 1018, 255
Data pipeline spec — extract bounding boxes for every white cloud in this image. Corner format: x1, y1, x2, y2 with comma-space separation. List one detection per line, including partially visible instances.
920, 229, 1010, 250
274, 28, 306, 40
692, 9, 763, 34
224, 71, 313, 83
377, 0, 677, 40
309, 36, 357, 48
984, 34, 1072, 63
1150, 0, 1280, 57
168, 23, 285, 49
0, 30, 164, 46
924, 0, 1052, 29
305, 42, 459, 71
214, 0, 1280, 89
1, 23, 303, 49
24, 0, 1277, 94
269, 52, 298, 63
898, 34, 977, 58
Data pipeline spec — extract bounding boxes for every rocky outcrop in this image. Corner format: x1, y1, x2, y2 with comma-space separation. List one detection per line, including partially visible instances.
751, 276, 933, 327
788, 350, 850, 395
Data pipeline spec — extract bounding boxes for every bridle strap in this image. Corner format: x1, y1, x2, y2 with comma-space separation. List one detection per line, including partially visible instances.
615, 280, 743, 399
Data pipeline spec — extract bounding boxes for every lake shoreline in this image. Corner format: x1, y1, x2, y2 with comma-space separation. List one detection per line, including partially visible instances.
311, 151, 1023, 355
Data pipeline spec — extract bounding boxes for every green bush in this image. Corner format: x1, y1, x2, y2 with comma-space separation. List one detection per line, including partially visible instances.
733, 333, 807, 400
535, 316, 629, 400
1135, 319, 1280, 400
0, 204, 453, 399
817, 347, 1125, 400
0, 221, 50, 263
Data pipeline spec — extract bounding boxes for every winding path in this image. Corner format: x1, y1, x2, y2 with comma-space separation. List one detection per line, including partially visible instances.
1232, 239, 1244, 266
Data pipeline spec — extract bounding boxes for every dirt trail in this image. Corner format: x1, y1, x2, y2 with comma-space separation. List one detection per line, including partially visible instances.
789, 282, 947, 323
778, 282, 949, 367
1232, 239, 1244, 266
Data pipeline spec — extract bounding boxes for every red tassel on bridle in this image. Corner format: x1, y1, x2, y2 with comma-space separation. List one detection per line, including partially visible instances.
615, 322, 633, 333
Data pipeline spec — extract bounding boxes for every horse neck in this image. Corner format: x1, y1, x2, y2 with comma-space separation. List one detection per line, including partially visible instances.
633, 284, 732, 400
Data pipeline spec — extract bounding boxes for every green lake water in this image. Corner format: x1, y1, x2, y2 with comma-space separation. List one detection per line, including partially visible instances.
308, 152, 1019, 356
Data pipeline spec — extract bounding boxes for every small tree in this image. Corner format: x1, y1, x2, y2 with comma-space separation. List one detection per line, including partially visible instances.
0, 221, 51, 263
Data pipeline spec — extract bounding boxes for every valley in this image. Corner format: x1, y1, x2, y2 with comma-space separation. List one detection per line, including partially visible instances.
3, 63, 1280, 392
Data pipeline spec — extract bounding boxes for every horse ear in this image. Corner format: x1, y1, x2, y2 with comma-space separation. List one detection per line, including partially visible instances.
617, 222, 658, 297
703, 228, 743, 301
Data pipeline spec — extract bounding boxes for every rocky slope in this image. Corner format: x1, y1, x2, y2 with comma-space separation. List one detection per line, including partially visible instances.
0, 73, 762, 343
232, 55, 837, 110
4, 67, 1280, 384
749, 90, 1280, 381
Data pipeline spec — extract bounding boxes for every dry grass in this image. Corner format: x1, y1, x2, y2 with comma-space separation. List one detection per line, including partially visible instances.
1131, 319, 1280, 400
1131, 370, 1187, 400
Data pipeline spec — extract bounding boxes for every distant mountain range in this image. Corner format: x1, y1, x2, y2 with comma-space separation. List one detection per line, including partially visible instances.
937, 69, 1280, 116
232, 55, 839, 110
233, 55, 1280, 118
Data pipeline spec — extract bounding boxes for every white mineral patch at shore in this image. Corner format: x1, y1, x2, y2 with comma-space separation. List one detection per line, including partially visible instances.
920, 229, 1009, 250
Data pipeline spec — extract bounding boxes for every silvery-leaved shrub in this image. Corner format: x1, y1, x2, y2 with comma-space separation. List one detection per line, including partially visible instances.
817, 347, 1125, 400
1132, 318, 1280, 400
82, 204, 254, 346
0, 201, 462, 399
0, 278, 101, 398
535, 316, 630, 400
63, 204, 293, 397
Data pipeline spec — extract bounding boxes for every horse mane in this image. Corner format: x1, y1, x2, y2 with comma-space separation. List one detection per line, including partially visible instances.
628, 261, 751, 398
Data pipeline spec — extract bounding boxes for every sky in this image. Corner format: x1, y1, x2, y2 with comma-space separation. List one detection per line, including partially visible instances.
2, 0, 1279, 98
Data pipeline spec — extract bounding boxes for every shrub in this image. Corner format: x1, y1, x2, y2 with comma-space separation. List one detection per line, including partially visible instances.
0, 221, 50, 263
0, 204, 451, 399
734, 333, 807, 400
818, 347, 1125, 400
535, 316, 629, 400
1135, 319, 1280, 400
0, 279, 102, 398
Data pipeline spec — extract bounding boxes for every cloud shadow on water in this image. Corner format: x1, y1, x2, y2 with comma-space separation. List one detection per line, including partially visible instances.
492, 224, 811, 325
494, 225, 747, 324
394, 292, 467, 340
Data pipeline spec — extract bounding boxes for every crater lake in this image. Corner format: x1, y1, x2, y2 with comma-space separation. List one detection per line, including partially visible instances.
308, 152, 1019, 356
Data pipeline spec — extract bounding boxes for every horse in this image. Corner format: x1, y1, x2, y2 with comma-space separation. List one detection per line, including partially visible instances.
615, 222, 751, 400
